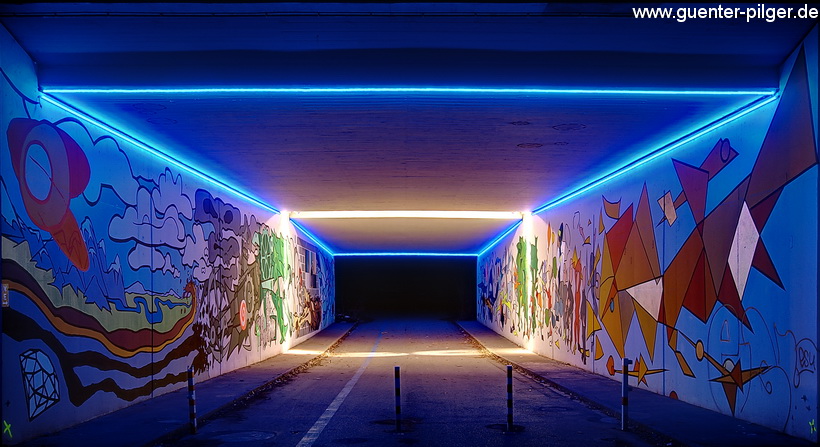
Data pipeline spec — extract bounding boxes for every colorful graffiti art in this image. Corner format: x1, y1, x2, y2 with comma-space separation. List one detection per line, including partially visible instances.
1, 54, 334, 443
478, 48, 817, 440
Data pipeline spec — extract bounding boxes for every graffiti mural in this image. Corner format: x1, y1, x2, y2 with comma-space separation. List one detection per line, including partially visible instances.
0, 43, 334, 444
478, 47, 818, 440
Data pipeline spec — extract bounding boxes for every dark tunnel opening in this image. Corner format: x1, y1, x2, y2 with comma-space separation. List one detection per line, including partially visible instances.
335, 256, 477, 321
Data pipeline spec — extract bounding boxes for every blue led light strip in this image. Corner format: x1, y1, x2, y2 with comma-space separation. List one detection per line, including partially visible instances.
476, 220, 524, 258
43, 87, 777, 96
334, 252, 476, 257
290, 219, 336, 256
531, 94, 779, 215
40, 94, 280, 215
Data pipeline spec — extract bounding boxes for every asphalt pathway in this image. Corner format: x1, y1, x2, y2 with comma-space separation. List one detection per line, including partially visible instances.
160, 319, 660, 447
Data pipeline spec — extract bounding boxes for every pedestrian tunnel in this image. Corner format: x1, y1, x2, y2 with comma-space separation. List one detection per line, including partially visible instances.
0, 9, 818, 446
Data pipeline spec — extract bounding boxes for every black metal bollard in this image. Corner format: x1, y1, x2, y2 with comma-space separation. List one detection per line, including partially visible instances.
621, 358, 632, 431
394, 366, 402, 432
506, 365, 513, 432
188, 367, 197, 434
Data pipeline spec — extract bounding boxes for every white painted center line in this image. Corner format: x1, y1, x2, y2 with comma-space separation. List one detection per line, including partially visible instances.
295, 334, 382, 447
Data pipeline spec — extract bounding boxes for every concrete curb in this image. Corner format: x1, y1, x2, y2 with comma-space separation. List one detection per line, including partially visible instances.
454, 321, 682, 446
147, 322, 358, 447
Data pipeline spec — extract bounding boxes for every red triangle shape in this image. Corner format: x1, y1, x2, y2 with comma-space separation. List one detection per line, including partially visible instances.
607, 204, 633, 271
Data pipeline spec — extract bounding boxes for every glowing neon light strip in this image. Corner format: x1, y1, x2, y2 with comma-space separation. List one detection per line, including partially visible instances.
334, 252, 476, 257
531, 94, 779, 215
291, 211, 522, 219
476, 220, 524, 258
40, 94, 280, 215
43, 87, 777, 96
290, 219, 336, 255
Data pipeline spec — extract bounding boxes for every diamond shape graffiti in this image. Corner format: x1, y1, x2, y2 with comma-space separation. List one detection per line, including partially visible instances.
19, 349, 60, 420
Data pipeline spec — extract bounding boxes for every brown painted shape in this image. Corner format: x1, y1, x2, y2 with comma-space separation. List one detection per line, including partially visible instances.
717, 263, 750, 328
747, 49, 818, 208
682, 251, 717, 323
752, 239, 784, 289
749, 188, 782, 232
701, 178, 749, 295
700, 138, 739, 180
661, 230, 704, 328
729, 360, 743, 389
673, 159, 710, 223
721, 382, 739, 415
673, 191, 687, 209
634, 185, 661, 278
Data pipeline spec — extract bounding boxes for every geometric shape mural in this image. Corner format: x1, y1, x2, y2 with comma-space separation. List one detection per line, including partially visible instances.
19, 349, 60, 420
478, 45, 818, 441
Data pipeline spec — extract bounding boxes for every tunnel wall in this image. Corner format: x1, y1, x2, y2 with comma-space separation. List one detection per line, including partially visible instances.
0, 26, 335, 444
477, 28, 819, 440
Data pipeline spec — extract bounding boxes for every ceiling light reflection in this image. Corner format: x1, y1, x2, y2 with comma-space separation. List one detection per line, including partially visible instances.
44, 87, 777, 96
413, 349, 478, 356
330, 352, 408, 358
323, 348, 487, 358
286, 349, 323, 356
494, 348, 537, 356
290, 211, 523, 219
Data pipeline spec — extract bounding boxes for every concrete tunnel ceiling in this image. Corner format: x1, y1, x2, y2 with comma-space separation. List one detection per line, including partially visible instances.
2, 2, 813, 254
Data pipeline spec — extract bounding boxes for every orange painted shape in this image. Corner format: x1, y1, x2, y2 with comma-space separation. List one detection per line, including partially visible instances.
594, 335, 605, 360
603, 197, 622, 219
586, 300, 602, 339
634, 302, 658, 362
674, 351, 696, 377
606, 355, 616, 376
600, 293, 626, 358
